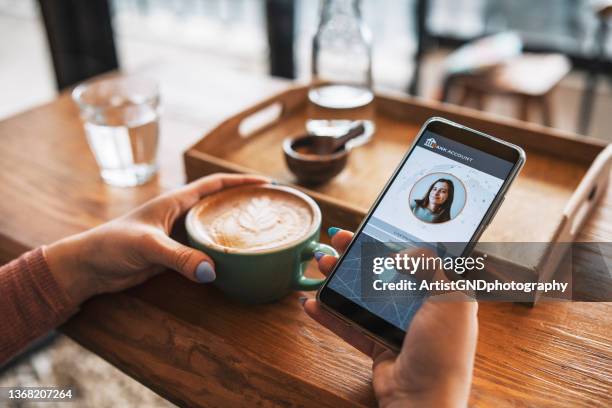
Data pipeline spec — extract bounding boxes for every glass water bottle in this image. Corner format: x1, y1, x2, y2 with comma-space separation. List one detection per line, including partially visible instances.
309, 0, 373, 109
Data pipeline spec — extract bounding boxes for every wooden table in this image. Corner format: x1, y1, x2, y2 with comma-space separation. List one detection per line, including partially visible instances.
0, 64, 610, 407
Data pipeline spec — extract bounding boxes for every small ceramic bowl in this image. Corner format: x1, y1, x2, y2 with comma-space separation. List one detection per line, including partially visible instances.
283, 134, 349, 185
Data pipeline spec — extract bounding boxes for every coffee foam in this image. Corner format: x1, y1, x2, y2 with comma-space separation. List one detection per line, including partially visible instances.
190, 185, 317, 252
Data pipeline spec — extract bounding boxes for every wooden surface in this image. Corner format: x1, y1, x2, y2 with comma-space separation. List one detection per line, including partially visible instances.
0, 63, 610, 407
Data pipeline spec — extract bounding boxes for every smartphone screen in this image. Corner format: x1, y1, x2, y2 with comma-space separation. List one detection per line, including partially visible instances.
319, 118, 524, 348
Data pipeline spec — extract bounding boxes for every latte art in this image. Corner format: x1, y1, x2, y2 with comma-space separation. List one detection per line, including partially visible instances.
238, 196, 278, 233
191, 186, 316, 252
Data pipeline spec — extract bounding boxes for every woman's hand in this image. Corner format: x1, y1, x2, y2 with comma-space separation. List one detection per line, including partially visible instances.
45, 173, 269, 305
305, 229, 478, 407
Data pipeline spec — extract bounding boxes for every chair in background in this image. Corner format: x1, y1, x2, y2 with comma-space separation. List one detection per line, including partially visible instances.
578, 1, 612, 135
38, 0, 118, 90
441, 33, 570, 127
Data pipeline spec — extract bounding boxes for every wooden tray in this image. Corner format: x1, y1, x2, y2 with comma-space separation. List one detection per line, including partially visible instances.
184, 85, 612, 289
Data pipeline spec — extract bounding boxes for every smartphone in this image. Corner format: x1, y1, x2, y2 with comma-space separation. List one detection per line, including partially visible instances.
317, 117, 526, 351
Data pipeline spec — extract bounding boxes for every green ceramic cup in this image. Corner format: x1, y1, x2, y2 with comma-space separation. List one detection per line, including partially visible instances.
185, 184, 338, 304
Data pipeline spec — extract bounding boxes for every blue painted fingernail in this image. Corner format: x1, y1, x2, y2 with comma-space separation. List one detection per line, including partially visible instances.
314, 251, 326, 261
299, 296, 308, 306
328, 227, 340, 237
195, 261, 215, 283
271, 180, 279, 185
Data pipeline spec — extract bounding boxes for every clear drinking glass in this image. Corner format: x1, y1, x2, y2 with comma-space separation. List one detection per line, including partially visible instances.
310, 0, 373, 109
72, 75, 160, 187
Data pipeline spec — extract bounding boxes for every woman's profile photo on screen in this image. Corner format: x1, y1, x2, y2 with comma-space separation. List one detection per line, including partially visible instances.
409, 173, 466, 224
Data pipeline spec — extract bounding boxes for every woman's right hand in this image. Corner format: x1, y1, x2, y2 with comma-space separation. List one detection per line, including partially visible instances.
304, 229, 478, 408
45, 173, 270, 305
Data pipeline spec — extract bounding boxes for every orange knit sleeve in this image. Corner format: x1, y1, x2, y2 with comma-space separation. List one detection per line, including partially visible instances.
0, 247, 78, 365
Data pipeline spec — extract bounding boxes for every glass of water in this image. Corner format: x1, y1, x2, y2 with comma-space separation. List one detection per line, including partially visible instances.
72, 75, 160, 187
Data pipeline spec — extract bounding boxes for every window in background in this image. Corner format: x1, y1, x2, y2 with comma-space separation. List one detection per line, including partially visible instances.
108, 0, 612, 93
0, 0, 55, 119
112, 0, 421, 91
1, 0, 611, 136
428, 0, 611, 62
111, 0, 268, 73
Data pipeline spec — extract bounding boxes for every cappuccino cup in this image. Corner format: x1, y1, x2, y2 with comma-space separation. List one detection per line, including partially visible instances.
185, 184, 337, 303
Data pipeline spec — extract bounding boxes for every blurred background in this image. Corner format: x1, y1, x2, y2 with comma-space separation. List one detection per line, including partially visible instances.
1, 0, 612, 136
1, 0, 611, 406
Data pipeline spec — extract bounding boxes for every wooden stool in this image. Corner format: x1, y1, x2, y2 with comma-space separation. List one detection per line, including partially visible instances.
443, 53, 571, 127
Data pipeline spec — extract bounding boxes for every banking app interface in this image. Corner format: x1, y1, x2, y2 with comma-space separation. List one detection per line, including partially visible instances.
327, 130, 514, 330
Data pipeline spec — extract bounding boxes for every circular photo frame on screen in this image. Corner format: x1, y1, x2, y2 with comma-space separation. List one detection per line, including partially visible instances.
408, 173, 466, 224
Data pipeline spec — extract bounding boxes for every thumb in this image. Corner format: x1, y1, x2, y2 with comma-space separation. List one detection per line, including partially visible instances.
148, 234, 216, 283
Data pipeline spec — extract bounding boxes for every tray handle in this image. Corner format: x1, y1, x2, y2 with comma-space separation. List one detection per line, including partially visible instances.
237, 101, 284, 138
532, 144, 612, 304
559, 144, 612, 241
220, 86, 307, 139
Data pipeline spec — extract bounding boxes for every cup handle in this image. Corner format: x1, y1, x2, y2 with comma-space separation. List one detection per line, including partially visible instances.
295, 241, 339, 291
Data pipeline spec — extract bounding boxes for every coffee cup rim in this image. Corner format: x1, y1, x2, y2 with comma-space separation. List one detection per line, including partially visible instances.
185, 183, 322, 255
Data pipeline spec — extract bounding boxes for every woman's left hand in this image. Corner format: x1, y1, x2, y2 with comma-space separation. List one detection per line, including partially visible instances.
45, 173, 269, 305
